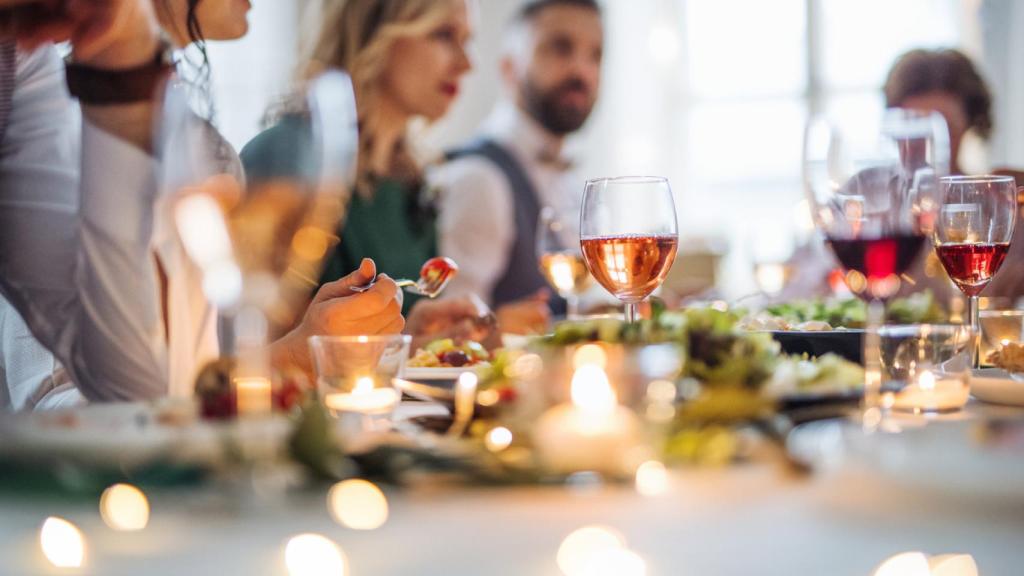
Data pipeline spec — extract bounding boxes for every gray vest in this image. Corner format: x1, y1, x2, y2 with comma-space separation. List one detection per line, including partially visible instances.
447, 139, 567, 316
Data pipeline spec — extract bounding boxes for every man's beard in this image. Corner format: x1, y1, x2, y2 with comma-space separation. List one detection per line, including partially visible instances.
521, 76, 595, 135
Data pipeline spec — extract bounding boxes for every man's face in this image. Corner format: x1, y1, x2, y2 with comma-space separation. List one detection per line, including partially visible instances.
515, 5, 603, 135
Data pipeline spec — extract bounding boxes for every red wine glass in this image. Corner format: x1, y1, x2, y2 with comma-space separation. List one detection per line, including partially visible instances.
579, 176, 679, 323
804, 109, 949, 422
934, 175, 1017, 367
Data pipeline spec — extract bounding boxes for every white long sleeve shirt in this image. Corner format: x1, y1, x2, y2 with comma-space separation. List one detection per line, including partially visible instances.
0, 46, 218, 407
431, 102, 584, 305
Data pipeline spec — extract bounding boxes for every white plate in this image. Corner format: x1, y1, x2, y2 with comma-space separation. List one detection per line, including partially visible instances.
0, 403, 178, 467
0, 402, 290, 469
972, 368, 1024, 407
403, 365, 486, 383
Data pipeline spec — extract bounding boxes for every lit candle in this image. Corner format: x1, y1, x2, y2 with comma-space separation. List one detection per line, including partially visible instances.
533, 365, 642, 477
324, 376, 399, 415
892, 370, 969, 413
235, 376, 272, 416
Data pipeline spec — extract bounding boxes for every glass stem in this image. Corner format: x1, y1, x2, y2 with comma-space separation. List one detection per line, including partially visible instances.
625, 302, 639, 324
862, 298, 885, 431
969, 295, 981, 369
567, 294, 580, 320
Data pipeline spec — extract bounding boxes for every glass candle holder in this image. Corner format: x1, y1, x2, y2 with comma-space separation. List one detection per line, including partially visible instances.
878, 325, 973, 414
308, 335, 411, 424
517, 342, 683, 478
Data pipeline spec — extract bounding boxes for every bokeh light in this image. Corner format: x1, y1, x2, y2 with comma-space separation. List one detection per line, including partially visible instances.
285, 533, 347, 576
485, 427, 514, 452
557, 525, 626, 576
573, 344, 608, 370
328, 479, 389, 530
634, 461, 670, 496
40, 517, 85, 569
99, 483, 150, 531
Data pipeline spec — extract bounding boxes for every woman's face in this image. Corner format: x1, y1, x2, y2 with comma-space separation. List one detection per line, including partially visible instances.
162, 0, 251, 44
379, 1, 473, 121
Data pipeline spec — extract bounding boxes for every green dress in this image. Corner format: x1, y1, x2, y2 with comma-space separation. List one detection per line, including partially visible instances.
240, 115, 437, 313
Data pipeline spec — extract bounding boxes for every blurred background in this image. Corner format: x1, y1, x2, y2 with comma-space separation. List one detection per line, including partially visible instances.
204, 0, 1023, 299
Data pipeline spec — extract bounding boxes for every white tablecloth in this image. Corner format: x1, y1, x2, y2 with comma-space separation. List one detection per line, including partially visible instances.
0, 458, 1021, 576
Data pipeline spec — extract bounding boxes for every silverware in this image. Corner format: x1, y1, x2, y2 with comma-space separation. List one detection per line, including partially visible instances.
350, 257, 458, 298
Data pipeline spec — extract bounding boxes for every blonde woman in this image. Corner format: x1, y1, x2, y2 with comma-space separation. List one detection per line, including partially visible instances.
241, 0, 476, 316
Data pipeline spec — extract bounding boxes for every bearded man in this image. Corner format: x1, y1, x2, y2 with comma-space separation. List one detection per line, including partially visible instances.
434, 0, 603, 325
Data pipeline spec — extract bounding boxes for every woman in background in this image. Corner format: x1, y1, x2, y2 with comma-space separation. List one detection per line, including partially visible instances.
242, 0, 546, 338
885, 48, 1024, 304
243, 0, 471, 309
884, 48, 993, 177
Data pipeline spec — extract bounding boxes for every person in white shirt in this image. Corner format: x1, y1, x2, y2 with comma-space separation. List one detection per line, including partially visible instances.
0, 0, 403, 409
432, 0, 603, 332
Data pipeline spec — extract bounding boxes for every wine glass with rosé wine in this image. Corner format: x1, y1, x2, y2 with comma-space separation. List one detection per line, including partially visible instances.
934, 175, 1017, 368
579, 176, 679, 324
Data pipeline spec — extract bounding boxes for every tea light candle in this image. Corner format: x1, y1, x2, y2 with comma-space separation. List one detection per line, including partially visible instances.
892, 370, 969, 413
235, 377, 272, 416
324, 376, 400, 415
534, 365, 642, 477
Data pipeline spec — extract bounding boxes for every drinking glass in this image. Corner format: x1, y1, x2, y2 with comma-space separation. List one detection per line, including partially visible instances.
579, 177, 679, 323
804, 109, 949, 423
537, 207, 592, 319
933, 175, 1017, 368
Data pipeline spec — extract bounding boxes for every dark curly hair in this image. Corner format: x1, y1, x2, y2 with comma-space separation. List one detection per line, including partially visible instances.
884, 48, 993, 140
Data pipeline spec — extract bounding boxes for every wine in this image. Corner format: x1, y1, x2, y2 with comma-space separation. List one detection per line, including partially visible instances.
539, 251, 592, 296
936, 242, 1010, 296
826, 234, 927, 298
580, 234, 678, 302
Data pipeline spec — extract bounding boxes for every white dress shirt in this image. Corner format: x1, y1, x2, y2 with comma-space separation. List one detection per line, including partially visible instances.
0, 46, 218, 408
432, 102, 584, 305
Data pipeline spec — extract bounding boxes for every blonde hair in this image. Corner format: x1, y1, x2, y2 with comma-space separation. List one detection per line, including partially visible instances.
298, 0, 463, 192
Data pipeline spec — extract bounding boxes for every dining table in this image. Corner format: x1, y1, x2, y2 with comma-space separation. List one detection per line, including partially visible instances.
0, 401, 1022, 576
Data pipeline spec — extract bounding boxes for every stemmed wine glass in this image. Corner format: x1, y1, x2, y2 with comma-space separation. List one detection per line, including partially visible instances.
537, 207, 592, 319
579, 176, 679, 323
933, 175, 1017, 368
170, 70, 358, 387
803, 109, 949, 421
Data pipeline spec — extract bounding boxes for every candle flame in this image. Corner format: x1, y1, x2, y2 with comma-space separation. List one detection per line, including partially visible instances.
919, 371, 936, 391
353, 376, 375, 394
40, 517, 85, 569
570, 365, 616, 415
